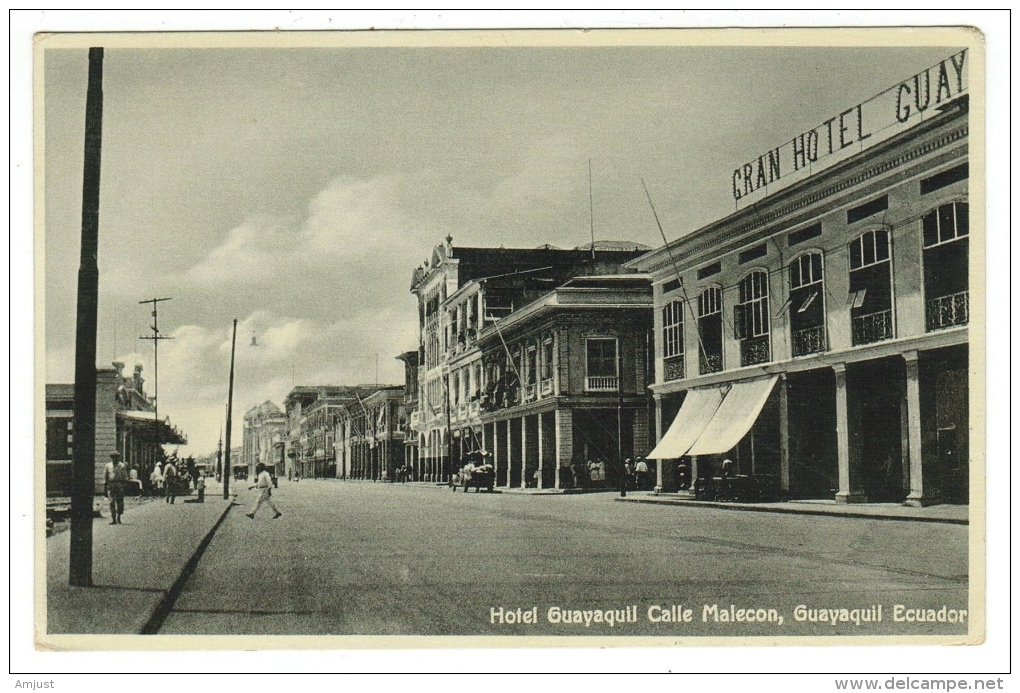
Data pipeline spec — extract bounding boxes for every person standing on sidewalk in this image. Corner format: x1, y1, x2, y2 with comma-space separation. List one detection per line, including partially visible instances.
163, 458, 178, 504
246, 463, 282, 519
196, 472, 206, 503
635, 457, 649, 491
103, 452, 129, 524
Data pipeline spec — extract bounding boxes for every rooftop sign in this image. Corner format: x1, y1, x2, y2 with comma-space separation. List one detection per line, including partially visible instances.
732, 49, 968, 206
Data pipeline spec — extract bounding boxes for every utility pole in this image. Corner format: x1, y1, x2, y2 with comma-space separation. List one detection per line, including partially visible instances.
223, 319, 238, 500
70, 47, 104, 587
618, 342, 626, 498
216, 430, 223, 481
139, 297, 172, 474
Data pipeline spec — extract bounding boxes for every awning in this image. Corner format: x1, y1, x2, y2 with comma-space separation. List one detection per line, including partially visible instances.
646, 386, 725, 459
687, 375, 778, 457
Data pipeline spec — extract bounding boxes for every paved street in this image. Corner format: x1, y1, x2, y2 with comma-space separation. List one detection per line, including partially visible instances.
159, 480, 969, 638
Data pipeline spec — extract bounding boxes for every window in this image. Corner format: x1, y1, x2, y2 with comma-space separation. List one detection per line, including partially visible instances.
923, 201, 969, 330
697, 287, 723, 374
921, 164, 968, 195
734, 271, 771, 366
662, 300, 685, 381
739, 244, 768, 264
848, 228, 893, 345
788, 253, 826, 356
697, 262, 721, 280
663, 278, 681, 294
847, 195, 889, 224
788, 222, 822, 247
483, 291, 513, 321
585, 338, 618, 391
541, 338, 554, 383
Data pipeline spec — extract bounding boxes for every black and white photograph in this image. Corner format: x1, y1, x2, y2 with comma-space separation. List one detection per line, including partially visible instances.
17, 12, 1007, 680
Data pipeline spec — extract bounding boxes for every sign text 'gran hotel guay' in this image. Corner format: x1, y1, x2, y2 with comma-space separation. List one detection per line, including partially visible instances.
732, 49, 969, 206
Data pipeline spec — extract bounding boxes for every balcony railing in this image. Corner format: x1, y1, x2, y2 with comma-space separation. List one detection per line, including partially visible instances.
699, 352, 723, 375
585, 375, 619, 392
852, 309, 893, 346
409, 411, 421, 430
791, 324, 826, 357
522, 383, 537, 402
663, 354, 685, 382
457, 403, 469, 420
539, 378, 553, 396
740, 335, 771, 367
926, 291, 969, 331
469, 401, 480, 417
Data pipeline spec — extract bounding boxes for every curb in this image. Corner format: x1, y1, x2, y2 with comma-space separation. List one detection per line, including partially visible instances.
139, 499, 236, 634
614, 496, 968, 525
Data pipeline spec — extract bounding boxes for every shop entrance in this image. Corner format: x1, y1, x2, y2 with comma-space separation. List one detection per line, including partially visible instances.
849, 357, 907, 502
787, 369, 839, 499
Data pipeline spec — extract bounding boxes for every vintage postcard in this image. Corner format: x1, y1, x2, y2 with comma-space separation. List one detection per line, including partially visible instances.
34, 26, 985, 658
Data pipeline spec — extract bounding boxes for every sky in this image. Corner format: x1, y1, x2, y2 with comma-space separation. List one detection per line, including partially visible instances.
41, 36, 961, 456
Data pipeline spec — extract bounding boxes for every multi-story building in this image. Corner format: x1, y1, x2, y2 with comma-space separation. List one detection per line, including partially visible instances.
45, 362, 187, 496
409, 236, 651, 483
476, 273, 654, 489
632, 51, 971, 506
334, 386, 405, 481
283, 385, 369, 479
395, 350, 420, 480
241, 400, 287, 479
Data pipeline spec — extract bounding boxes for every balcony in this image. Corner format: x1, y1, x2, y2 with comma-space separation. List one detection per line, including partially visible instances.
791, 324, 826, 357
926, 291, 969, 331
522, 383, 537, 402
539, 378, 553, 396
457, 403, 469, 420
740, 335, 771, 367
585, 375, 619, 392
409, 411, 421, 430
852, 309, 893, 346
663, 355, 685, 382
469, 401, 480, 417
699, 352, 723, 375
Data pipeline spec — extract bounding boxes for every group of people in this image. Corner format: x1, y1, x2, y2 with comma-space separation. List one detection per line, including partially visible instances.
104, 452, 214, 525
565, 456, 653, 491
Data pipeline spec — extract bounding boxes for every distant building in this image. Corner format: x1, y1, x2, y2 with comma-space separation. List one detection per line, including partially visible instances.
409, 236, 651, 482
334, 386, 405, 481
395, 350, 420, 479
282, 385, 379, 479
241, 401, 287, 479
45, 362, 187, 496
631, 54, 970, 505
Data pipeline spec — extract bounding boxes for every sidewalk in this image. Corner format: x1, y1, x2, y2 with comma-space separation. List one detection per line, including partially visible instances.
45, 490, 235, 635
614, 492, 969, 524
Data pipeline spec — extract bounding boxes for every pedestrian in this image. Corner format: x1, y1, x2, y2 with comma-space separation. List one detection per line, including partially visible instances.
196, 472, 206, 503
635, 457, 649, 491
150, 464, 164, 495
104, 451, 129, 524
622, 458, 635, 492
163, 458, 178, 504
246, 463, 282, 519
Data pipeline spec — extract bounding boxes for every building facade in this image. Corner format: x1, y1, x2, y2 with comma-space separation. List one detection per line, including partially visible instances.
45, 362, 187, 496
334, 386, 405, 481
241, 400, 287, 479
632, 57, 971, 506
409, 236, 652, 484
476, 274, 654, 489
395, 351, 420, 479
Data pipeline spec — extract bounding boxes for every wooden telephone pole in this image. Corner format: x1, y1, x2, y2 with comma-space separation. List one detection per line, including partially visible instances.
139, 297, 172, 469
223, 319, 238, 500
69, 47, 104, 587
